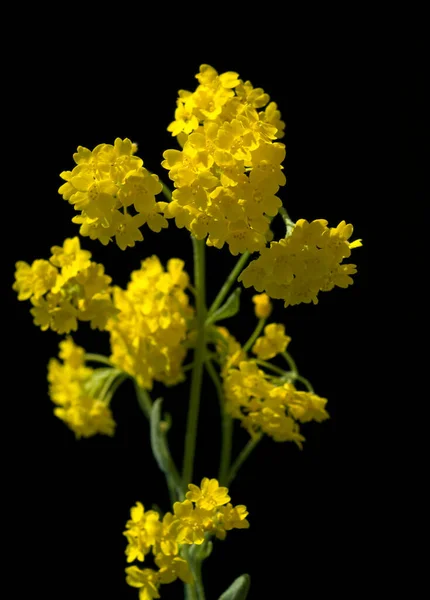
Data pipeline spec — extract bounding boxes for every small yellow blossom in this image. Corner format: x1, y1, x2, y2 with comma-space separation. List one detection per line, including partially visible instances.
13, 260, 58, 301
186, 477, 231, 510
124, 503, 161, 563
154, 554, 193, 584
214, 504, 250, 540
252, 293, 272, 318
252, 323, 291, 360
125, 566, 160, 600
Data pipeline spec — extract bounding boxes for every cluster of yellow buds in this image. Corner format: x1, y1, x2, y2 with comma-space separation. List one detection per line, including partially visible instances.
13, 237, 117, 333
48, 338, 116, 437
58, 138, 168, 249
107, 256, 194, 390
239, 219, 362, 307
161, 64, 287, 255
124, 478, 249, 599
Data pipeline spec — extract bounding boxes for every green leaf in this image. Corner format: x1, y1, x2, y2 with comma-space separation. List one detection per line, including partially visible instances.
150, 398, 170, 474
150, 399, 183, 498
218, 575, 251, 600
206, 288, 241, 325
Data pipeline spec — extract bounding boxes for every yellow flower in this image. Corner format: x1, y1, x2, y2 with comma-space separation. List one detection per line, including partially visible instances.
124, 502, 161, 563
186, 477, 231, 510
50, 237, 91, 282
125, 567, 160, 600
252, 323, 291, 360
154, 554, 193, 584
13, 260, 58, 301
279, 384, 329, 423
214, 504, 250, 540
173, 500, 206, 545
252, 293, 272, 318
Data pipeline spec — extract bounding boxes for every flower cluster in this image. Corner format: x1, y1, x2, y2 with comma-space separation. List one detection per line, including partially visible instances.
107, 256, 194, 390
48, 338, 116, 437
161, 64, 286, 255
223, 360, 328, 446
13, 237, 117, 333
125, 478, 249, 599
239, 219, 362, 307
58, 138, 168, 249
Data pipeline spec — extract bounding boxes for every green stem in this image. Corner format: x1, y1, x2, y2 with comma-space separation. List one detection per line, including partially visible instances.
182, 237, 206, 488
161, 182, 172, 202
294, 374, 315, 393
279, 206, 295, 234
205, 359, 232, 486
243, 318, 266, 353
103, 372, 128, 403
207, 252, 250, 317
227, 435, 262, 486
84, 353, 113, 366
133, 381, 153, 419
255, 360, 287, 377
282, 351, 298, 375
194, 560, 206, 600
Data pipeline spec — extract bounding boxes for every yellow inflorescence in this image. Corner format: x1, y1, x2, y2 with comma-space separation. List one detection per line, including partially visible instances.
107, 256, 194, 390
58, 138, 168, 249
13, 237, 117, 333
161, 64, 286, 255
48, 338, 116, 437
223, 360, 328, 446
124, 478, 249, 598
239, 219, 362, 307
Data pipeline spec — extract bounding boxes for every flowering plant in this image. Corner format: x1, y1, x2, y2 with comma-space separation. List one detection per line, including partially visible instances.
13, 64, 361, 600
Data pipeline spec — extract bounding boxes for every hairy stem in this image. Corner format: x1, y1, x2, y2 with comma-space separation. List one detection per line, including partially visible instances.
205, 359, 232, 486
207, 252, 250, 317
243, 318, 266, 353
182, 237, 206, 488
227, 435, 262, 486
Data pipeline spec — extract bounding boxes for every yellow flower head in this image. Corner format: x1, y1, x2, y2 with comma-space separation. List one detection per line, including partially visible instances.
14, 237, 118, 334
59, 138, 167, 249
48, 338, 116, 438
162, 65, 286, 255
223, 359, 328, 446
107, 256, 194, 390
239, 219, 362, 307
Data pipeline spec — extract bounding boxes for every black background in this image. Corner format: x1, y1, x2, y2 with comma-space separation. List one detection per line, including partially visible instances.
4, 18, 388, 600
